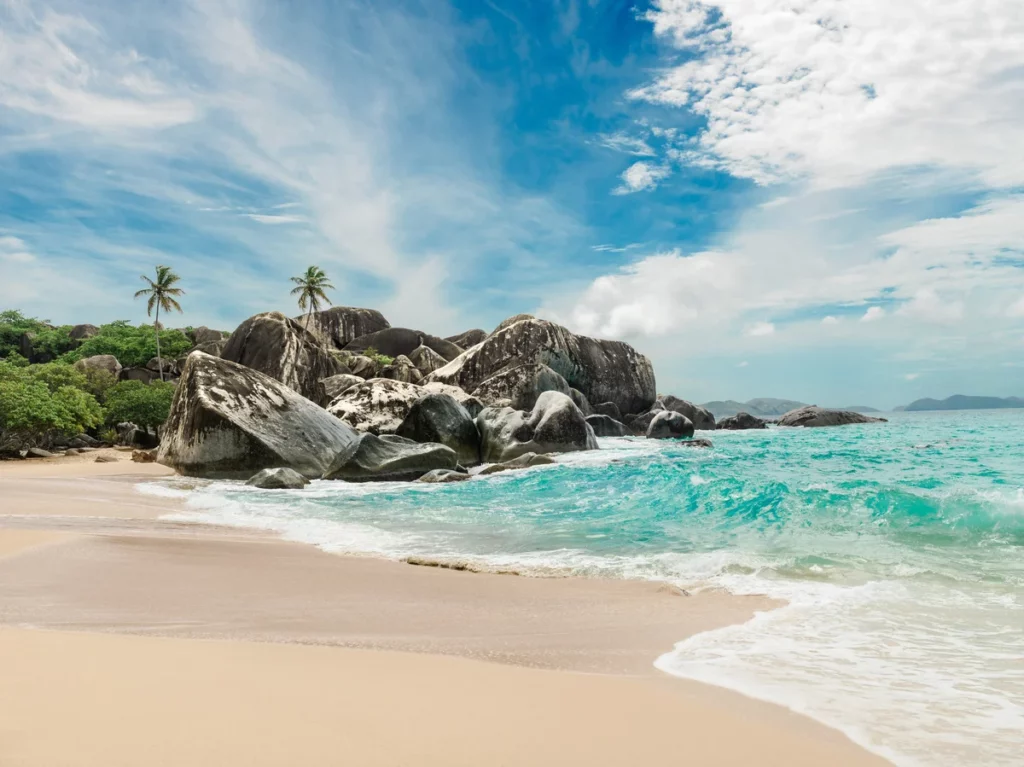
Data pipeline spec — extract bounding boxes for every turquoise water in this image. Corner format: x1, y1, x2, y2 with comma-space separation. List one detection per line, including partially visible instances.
150, 410, 1024, 766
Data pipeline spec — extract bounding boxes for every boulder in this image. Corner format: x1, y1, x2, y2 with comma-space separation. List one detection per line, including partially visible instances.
417, 469, 473, 483
157, 352, 360, 478
327, 378, 425, 434
26, 448, 54, 458
682, 438, 714, 448
94, 455, 118, 463
646, 411, 695, 440
776, 406, 887, 427
586, 414, 630, 437
74, 354, 122, 379
623, 410, 659, 436
245, 467, 310, 489
378, 355, 423, 384
493, 314, 535, 334
119, 367, 156, 384
69, 324, 99, 341
421, 382, 485, 419
191, 326, 228, 345
131, 448, 158, 463
146, 356, 178, 377
321, 374, 364, 402
343, 327, 422, 359
471, 362, 571, 411
428, 318, 656, 417
396, 393, 481, 466
418, 334, 464, 363
476, 452, 557, 475
408, 344, 448, 376
298, 307, 390, 351
445, 329, 487, 349
592, 401, 623, 421
324, 433, 457, 482
348, 355, 379, 379
718, 412, 767, 430
221, 311, 345, 405
476, 391, 598, 463
569, 388, 592, 416
657, 396, 716, 430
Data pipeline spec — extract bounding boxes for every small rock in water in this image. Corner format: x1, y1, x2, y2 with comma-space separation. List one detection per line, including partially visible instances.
476, 452, 557, 475
417, 469, 473, 483
646, 411, 695, 440
245, 467, 310, 490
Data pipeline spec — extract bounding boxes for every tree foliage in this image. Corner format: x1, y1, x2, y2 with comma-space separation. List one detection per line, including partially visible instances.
290, 265, 335, 327
0, 310, 77, 361
103, 380, 176, 430
62, 321, 191, 368
0, 361, 104, 451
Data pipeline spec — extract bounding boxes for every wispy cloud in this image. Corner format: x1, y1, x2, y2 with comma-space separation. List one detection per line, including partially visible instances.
613, 161, 670, 194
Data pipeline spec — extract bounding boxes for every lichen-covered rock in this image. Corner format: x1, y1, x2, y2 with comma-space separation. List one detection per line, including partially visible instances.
191, 326, 229, 345
245, 467, 310, 489
657, 396, 716, 430
348, 355, 379, 379
379, 355, 422, 384
445, 329, 487, 349
321, 373, 364, 402
777, 406, 887, 427
146, 356, 178, 378
343, 327, 422, 359
409, 345, 448, 376
592, 401, 623, 421
475, 452, 557, 475
327, 378, 424, 434
396, 393, 481, 466
428, 318, 656, 417
417, 468, 472, 483
586, 414, 630, 437
324, 432, 457, 482
221, 312, 345, 405
646, 411, 695, 440
298, 307, 390, 350
421, 382, 485, 419
158, 352, 359, 478
471, 362, 571, 411
569, 388, 592, 416
492, 314, 535, 334
718, 412, 767, 430
74, 354, 122, 379
418, 334, 464, 363
476, 391, 598, 463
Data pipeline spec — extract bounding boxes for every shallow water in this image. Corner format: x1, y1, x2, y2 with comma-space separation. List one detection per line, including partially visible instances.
146, 410, 1024, 766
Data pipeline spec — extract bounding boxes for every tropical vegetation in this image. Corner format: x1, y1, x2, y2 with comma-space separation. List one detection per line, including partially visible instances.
290, 265, 334, 329
134, 265, 185, 381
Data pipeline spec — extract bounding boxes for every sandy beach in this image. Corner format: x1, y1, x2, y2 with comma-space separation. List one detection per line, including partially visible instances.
0, 453, 890, 766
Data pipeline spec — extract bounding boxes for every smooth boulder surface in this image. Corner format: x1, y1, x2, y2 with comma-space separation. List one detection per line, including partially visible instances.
348, 355, 379, 379
777, 406, 887, 427
592, 401, 623, 421
324, 433, 457, 482
476, 452, 557, 475
378, 355, 423, 384
146, 356, 178, 377
569, 388, 592, 416
299, 307, 390, 350
471, 362, 571, 411
321, 373, 364, 401
158, 352, 360, 479
409, 345, 448, 376
222, 312, 345, 405
245, 467, 310, 489
418, 334, 464, 363
445, 329, 487, 349
586, 414, 630, 437
718, 412, 767, 430
623, 410, 659, 436
646, 411, 695, 440
417, 469, 472, 483
476, 391, 598, 463
192, 326, 228, 345
657, 396, 716, 430
74, 354, 122, 379
119, 367, 156, 384
396, 393, 481, 466
327, 378, 425, 434
421, 382, 485, 419
492, 314, 535, 334
69, 324, 99, 341
343, 327, 421, 359
428, 318, 656, 417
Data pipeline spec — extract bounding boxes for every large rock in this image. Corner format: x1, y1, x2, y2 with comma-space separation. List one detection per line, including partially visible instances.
409, 345, 448, 376
321, 373, 364, 401
324, 433, 457, 482
74, 354, 122, 379
191, 326, 228, 345
396, 393, 481, 466
158, 352, 360, 479
471, 362, 571, 411
428, 318, 656, 417
476, 452, 557, 475
378, 355, 423, 384
592, 401, 623, 421
493, 314, 535, 334
718, 412, 767, 430
657, 396, 716, 430
586, 414, 630, 437
445, 329, 487, 349
348, 355, 380, 379
298, 307, 390, 350
343, 327, 422, 359
327, 378, 424, 434
777, 406, 887, 427
418, 334, 464, 363
569, 388, 592, 416
119, 367, 156, 384
146, 356, 178, 378
646, 411, 695, 440
421, 382, 485, 419
417, 468, 472, 483
245, 467, 310, 489
476, 391, 598, 463
221, 312, 345, 405
69, 324, 99, 341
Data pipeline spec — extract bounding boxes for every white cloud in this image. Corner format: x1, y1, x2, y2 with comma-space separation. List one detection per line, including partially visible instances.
904, 373, 920, 381
897, 288, 964, 325
597, 132, 655, 156
1007, 296, 1024, 318
613, 161, 670, 194
821, 315, 839, 325
745, 321, 774, 337
0, 234, 35, 263
241, 213, 304, 225
861, 306, 885, 323
737, 360, 748, 368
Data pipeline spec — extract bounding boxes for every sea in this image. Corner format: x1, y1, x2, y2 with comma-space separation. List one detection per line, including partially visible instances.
142, 409, 1024, 767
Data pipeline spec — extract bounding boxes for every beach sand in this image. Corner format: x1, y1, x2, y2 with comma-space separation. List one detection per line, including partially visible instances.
0, 455, 890, 766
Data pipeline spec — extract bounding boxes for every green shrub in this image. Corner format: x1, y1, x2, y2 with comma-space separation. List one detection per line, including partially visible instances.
363, 346, 395, 366
104, 380, 176, 430
0, 377, 103, 451
0, 310, 77, 361
62, 320, 192, 368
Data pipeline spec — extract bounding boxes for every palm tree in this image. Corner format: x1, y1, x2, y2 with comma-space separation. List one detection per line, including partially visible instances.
290, 265, 335, 329
134, 265, 185, 382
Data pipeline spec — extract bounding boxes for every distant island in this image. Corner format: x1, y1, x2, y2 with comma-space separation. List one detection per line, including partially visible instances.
703, 398, 882, 419
901, 395, 1024, 412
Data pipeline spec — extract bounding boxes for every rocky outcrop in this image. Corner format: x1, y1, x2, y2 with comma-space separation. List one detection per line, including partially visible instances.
569, 388, 592, 416
119, 367, 156, 384
476, 452, 557, 475
586, 414, 630, 437
471, 362, 571, 411
348, 355, 379, 379
245, 467, 310, 489
379, 355, 423, 384
592, 401, 623, 421
396, 393, 481, 466
445, 329, 487, 349
343, 327, 421, 359
158, 352, 359, 478
69, 324, 99, 341
132, 448, 158, 463
298, 307, 390, 350
718, 412, 767, 430
191, 326, 228, 345
646, 411, 695, 440
146, 356, 178, 378
418, 334, 464, 362
493, 314, 535, 334
776, 406, 887, 427
417, 468, 472, 483
324, 433, 457, 482
656, 396, 716, 430
74, 354, 122, 379
409, 345, 448, 376
327, 378, 424, 434
428, 318, 656, 417
476, 391, 598, 463
221, 312, 345, 405
321, 373, 364, 401
421, 382, 485, 419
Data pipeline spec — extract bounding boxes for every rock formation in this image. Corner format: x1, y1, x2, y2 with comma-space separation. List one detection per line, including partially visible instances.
445, 329, 487, 349
298, 307, 390, 350
656, 396, 716, 430
646, 411, 695, 440
585, 414, 630, 437
324, 433, 457, 482
718, 412, 767, 430
396, 393, 481, 466
327, 378, 426, 434
245, 467, 310, 489
471, 361, 571, 411
776, 406, 887, 427
476, 391, 598, 463
74, 354, 122, 379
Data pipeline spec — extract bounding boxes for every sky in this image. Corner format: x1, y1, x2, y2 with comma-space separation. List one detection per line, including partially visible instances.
0, 0, 1022, 409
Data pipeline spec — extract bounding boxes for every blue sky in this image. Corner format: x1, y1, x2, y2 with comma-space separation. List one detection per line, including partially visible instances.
1, 0, 1022, 409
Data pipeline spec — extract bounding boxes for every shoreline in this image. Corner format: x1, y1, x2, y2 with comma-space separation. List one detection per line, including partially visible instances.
0, 453, 890, 765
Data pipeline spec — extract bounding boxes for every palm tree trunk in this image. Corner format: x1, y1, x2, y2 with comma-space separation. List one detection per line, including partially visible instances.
155, 304, 163, 383
305, 306, 312, 331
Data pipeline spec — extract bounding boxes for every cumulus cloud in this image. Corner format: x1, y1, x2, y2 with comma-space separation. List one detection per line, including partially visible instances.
745, 321, 774, 337
861, 306, 885, 322
821, 315, 839, 325
613, 161, 670, 194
